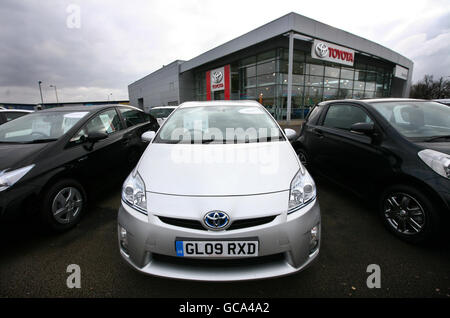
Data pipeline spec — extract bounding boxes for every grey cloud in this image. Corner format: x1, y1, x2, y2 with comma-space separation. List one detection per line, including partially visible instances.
1, 0, 449, 103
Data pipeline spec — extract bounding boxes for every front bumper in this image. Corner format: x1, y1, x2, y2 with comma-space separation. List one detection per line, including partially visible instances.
0, 183, 39, 221
422, 174, 450, 215
117, 198, 321, 281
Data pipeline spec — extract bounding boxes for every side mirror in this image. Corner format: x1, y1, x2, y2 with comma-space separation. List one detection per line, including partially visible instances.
142, 131, 156, 142
87, 131, 108, 143
350, 122, 375, 135
284, 128, 297, 141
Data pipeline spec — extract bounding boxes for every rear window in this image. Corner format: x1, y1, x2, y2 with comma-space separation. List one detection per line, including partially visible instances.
149, 107, 175, 118
5, 112, 28, 122
119, 108, 147, 127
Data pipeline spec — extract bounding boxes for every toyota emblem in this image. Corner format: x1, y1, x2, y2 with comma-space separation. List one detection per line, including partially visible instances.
315, 42, 329, 58
203, 211, 230, 230
211, 71, 223, 84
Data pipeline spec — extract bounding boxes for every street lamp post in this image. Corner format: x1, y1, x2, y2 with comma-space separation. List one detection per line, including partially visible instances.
38, 81, 44, 107
49, 85, 60, 106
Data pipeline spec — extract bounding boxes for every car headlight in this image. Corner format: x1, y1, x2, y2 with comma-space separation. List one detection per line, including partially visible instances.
0, 164, 35, 192
288, 167, 316, 213
122, 169, 147, 214
418, 149, 450, 179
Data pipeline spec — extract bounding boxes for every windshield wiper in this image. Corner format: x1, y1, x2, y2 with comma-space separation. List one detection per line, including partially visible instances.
22, 138, 58, 144
424, 135, 450, 142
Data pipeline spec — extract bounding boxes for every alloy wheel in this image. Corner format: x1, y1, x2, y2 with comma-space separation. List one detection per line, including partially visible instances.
52, 187, 83, 224
383, 192, 426, 235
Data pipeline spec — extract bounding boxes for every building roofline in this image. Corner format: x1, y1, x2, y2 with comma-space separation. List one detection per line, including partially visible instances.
179, 12, 413, 73
129, 60, 185, 86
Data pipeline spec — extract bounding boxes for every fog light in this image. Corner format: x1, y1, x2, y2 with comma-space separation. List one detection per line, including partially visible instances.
119, 226, 129, 255
309, 225, 319, 254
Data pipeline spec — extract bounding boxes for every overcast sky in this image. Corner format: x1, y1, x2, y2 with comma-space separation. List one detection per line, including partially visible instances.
0, 0, 449, 104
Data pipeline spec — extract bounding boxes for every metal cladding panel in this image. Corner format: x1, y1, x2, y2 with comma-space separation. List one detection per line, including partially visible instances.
180, 12, 413, 74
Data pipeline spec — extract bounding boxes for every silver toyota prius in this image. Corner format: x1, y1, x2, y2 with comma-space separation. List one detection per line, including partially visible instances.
117, 100, 321, 281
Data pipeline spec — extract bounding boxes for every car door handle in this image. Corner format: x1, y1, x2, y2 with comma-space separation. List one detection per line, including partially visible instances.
313, 129, 324, 138
122, 137, 130, 145
78, 156, 88, 162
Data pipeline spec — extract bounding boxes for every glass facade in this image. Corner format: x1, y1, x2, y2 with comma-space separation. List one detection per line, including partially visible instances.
194, 47, 394, 120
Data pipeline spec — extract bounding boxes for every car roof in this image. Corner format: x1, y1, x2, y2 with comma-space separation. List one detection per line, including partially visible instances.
318, 98, 428, 106
179, 100, 262, 109
150, 106, 178, 110
362, 98, 427, 104
38, 104, 141, 113
0, 109, 33, 113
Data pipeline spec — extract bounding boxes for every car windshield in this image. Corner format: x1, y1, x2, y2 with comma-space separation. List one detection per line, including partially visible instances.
0, 111, 89, 143
149, 107, 175, 118
154, 105, 284, 144
370, 101, 450, 140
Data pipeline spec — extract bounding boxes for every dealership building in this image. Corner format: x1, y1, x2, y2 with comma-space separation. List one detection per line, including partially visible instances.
128, 12, 413, 121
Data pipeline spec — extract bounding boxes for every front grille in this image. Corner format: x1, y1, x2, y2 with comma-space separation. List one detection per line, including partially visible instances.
230, 216, 277, 230
152, 252, 285, 267
157, 215, 277, 231
158, 216, 205, 230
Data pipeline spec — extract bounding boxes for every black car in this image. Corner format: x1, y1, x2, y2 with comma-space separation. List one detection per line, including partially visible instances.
0, 109, 33, 125
292, 98, 450, 243
433, 99, 450, 106
0, 104, 159, 231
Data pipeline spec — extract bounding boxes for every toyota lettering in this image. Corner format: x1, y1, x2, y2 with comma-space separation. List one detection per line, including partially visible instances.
311, 39, 355, 66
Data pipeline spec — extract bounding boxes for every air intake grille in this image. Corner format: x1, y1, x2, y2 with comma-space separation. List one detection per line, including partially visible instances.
158, 215, 277, 231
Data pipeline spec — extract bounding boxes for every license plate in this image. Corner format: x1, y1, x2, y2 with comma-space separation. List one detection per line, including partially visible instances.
175, 240, 259, 258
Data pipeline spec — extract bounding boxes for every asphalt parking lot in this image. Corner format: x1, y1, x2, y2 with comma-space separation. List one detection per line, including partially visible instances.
1, 177, 449, 298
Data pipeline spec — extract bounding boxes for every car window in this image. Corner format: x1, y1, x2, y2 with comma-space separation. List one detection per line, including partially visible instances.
306, 106, 322, 125
69, 109, 122, 145
5, 112, 27, 122
155, 105, 284, 144
323, 104, 373, 130
149, 107, 175, 118
0, 111, 88, 143
119, 108, 147, 127
370, 101, 450, 139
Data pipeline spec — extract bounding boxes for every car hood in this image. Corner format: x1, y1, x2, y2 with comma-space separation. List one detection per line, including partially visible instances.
137, 141, 300, 196
0, 143, 48, 171
415, 142, 450, 155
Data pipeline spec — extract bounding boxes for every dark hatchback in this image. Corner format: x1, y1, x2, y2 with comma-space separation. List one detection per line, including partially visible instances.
0, 104, 158, 231
292, 98, 450, 243
0, 109, 33, 125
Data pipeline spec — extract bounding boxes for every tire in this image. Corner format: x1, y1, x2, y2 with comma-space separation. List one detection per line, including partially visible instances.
379, 184, 440, 244
41, 179, 87, 232
296, 148, 308, 166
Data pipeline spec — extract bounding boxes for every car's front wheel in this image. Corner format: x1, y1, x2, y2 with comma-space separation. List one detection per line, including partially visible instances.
379, 185, 440, 243
41, 179, 86, 232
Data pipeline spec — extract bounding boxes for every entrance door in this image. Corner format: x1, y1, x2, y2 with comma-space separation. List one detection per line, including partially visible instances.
213, 91, 225, 100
